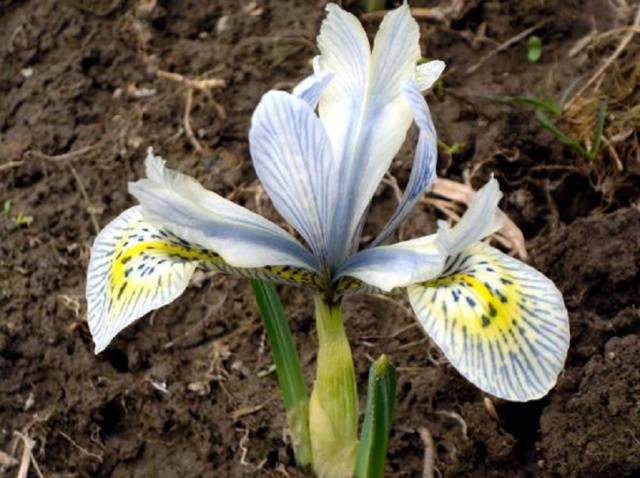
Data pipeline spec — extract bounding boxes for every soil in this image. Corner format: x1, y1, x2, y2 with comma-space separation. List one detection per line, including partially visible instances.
1, 0, 640, 477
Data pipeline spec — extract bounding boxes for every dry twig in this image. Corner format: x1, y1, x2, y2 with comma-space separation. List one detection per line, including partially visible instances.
157, 69, 226, 154
238, 428, 252, 466
68, 164, 100, 235
0, 449, 18, 467
418, 426, 436, 478
0, 160, 24, 171
14, 432, 44, 478
58, 431, 104, 463
436, 410, 469, 439
231, 403, 267, 421
25, 144, 101, 162
361, 1, 466, 24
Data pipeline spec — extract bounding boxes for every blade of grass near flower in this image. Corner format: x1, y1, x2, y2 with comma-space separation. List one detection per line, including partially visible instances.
535, 109, 591, 159
588, 100, 607, 161
354, 355, 397, 478
251, 280, 312, 467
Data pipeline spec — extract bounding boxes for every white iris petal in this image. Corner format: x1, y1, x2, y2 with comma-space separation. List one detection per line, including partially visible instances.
315, 3, 429, 267
129, 150, 318, 270
249, 91, 339, 264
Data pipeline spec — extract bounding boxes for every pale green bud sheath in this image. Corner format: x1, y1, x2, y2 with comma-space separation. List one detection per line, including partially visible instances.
309, 295, 359, 478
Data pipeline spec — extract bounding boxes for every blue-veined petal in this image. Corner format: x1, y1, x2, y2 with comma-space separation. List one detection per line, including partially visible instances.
370, 80, 438, 247
437, 178, 504, 255
407, 242, 570, 401
416, 60, 445, 91
129, 149, 318, 271
335, 233, 446, 292
87, 207, 199, 353
249, 91, 339, 263
87, 206, 323, 353
292, 67, 334, 109
315, 3, 422, 266
335, 177, 505, 293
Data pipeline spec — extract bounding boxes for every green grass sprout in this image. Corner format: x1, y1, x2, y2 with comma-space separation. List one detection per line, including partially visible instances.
493, 91, 607, 161
527, 35, 543, 63
438, 139, 464, 156
14, 212, 33, 227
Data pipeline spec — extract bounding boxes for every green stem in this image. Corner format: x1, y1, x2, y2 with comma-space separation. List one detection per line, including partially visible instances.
309, 295, 359, 478
251, 280, 312, 468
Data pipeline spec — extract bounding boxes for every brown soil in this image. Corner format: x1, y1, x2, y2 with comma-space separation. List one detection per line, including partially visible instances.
2, 0, 640, 477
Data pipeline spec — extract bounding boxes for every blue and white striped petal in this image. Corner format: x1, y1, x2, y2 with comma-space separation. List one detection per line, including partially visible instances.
315, 3, 423, 266
371, 80, 438, 247
335, 234, 446, 292
336, 177, 504, 293
129, 149, 318, 271
407, 242, 570, 401
436, 178, 504, 255
292, 68, 334, 109
87, 207, 202, 353
87, 206, 323, 353
249, 91, 339, 262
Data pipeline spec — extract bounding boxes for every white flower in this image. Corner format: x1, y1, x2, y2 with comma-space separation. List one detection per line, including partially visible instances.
86, 3, 569, 402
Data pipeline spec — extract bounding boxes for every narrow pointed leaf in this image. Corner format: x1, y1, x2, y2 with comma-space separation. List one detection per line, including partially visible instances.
588, 100, 607, 161
355, 354, 397, 478
251, 280, 312, 467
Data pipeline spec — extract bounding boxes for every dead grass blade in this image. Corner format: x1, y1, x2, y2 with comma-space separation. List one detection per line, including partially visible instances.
564, 2, 640, 110
418, 426, 436, 478
157, 69, 226, 154
0, 449, 18, 467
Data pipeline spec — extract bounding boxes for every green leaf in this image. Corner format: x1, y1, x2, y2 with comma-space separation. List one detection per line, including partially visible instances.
251, 280, 312, 467
437, 139, 464, 156
588, 100, 607, 161
354, 355, 397, 478
527, 35, 543, 63
535, 110, 591, 160
558, 77, 582, 108
492, 94, 561, 116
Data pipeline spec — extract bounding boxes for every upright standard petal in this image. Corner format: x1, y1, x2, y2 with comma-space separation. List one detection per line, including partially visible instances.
87, 206, 323, 353
371, 81, 438, 247
129, 149, 318, 271
315, 3, 423, 266
250, 91, 339, 263
407, 242, 570, 401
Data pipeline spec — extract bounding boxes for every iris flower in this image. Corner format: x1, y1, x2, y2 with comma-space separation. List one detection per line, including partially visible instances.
87, 3, 569, 473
